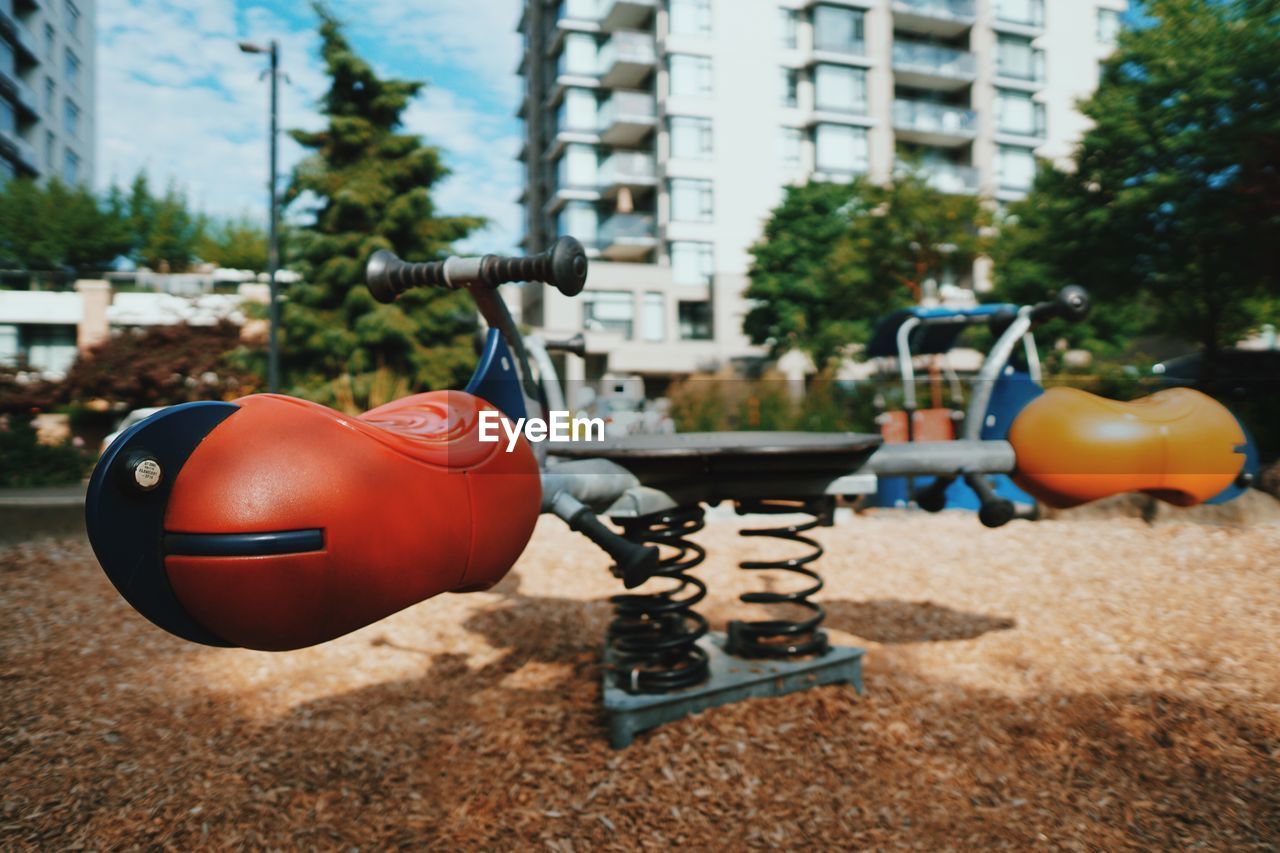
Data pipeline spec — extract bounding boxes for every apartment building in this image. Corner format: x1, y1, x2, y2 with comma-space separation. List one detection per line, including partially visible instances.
0, 0, 95, 184
516, 0, 1126, 390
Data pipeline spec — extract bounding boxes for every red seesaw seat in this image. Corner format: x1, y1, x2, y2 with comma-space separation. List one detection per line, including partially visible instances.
161, 391, 540, 651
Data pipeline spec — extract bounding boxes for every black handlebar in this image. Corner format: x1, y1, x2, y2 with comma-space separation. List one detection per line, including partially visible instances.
1029, 284, 1091, 323
543, 333, 587, 358
366, 236, 589, 304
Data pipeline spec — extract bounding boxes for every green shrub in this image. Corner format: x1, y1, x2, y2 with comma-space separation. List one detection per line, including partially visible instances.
0, 417, 91, 487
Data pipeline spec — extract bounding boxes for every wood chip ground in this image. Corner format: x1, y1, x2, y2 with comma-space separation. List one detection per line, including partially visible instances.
3, 499, 1278, 849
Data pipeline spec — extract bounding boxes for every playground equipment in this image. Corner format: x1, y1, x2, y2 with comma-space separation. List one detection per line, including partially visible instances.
85, 239, 1251, 746
865, 296, 1068, 518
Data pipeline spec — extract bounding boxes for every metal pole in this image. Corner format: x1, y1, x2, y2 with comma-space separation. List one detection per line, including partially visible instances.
267, 40, 281, 393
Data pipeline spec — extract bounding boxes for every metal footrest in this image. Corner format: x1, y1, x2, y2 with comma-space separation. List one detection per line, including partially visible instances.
602, 632, 864, 749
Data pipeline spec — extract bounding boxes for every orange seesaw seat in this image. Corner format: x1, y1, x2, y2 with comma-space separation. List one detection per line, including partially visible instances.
1008, 387, 1245, 509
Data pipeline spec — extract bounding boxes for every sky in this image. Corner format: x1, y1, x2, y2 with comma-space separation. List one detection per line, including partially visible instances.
97, 0, 525, 253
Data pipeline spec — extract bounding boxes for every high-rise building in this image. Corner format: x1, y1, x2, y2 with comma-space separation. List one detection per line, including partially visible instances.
0, 0, 95, 185
516, 0, 1126, 388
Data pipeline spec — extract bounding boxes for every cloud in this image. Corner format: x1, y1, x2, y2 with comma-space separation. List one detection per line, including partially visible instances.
96, 0, 524, 254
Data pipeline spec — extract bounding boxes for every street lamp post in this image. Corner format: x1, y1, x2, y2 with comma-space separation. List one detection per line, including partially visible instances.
239, 39, 282, 393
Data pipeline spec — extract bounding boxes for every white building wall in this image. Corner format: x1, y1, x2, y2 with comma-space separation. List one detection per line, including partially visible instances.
518, 0, 1126, 383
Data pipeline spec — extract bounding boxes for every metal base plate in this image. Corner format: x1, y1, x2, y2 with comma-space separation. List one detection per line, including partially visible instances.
603, 632, 865, 749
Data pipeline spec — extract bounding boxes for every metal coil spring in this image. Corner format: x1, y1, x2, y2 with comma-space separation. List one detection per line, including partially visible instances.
727, 498, 832, 659
607, 506, 710, 694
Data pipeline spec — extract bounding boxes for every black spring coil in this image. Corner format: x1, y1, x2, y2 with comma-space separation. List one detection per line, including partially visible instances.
607, 506, 710, 694
727, 498, 832, 659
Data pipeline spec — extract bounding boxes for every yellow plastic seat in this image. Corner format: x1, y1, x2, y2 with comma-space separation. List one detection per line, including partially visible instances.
1008, 387, 1246, 508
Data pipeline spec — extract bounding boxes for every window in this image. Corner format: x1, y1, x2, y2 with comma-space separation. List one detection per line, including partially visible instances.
669, 0, 711, 36
814, 64, 867, 114
558, 88, 597, 132
0, 324, 17, 366
813, 5, 864, 55
1097, 8, 1121, 44
669, 178, 713, 223
0, 159, 12, 182
641, 292, 665, 342
65, 0, 82, 40
44, 24, 55, 60
671, 241, 713, 286
668, 54, 713, 97
560, 32, 598, 77
996, 89, 1045, 137
64, 148, 79, 183
997, 145, 1036, 191
557, 143, 598, 189
678, 301, 713, 341
0, 40, 12, 76
64, 98, 79, 137
558, 200, 598, 244
45, 131, 54, 168
65, 49, 80, 89
996, 0, 1044, 27
0, 98, 14, 134
669, 115, 712, 159
996, 34, 1043, 82
780, 126, 804, 167
561, 0, 599, 21
780, 67, 799, 108
44, 77, 55, 113
815, 124, 868, 175
779, 8, 799, 49
19, 324, 77, 377
583, 291, 634, 338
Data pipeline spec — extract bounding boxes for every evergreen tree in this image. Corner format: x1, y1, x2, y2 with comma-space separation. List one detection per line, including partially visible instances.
281, 3, 484, 397
196, 214, 270, 272
127, 176, 203, 272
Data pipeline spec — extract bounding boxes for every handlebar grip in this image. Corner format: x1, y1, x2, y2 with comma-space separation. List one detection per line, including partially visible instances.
543, 333, 587, 358
564, 504, 660, 589
1029, 285, 1091, 323
366, 237, 589, 304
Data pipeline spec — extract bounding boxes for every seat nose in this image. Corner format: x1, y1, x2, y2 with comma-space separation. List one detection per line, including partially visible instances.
1008, 387, 1246, 508
85, 401, 241, 647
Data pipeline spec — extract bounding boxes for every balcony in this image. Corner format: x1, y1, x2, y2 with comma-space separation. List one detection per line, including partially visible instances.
993, 0, 1045, 33
893, 99, 977, 146
900, 161, 980, 194
0, 68, 39, 118
598, 90, 656, 145
601, 0, 655, 31
599, 151, 656, 197
598, 31, 655, 88
891, 0, 976, 38
598, 213, 656, 261
545, 1, 602, 54
0, 9, 39, 62
892, 41, 976, 91
0, 127, 39, 174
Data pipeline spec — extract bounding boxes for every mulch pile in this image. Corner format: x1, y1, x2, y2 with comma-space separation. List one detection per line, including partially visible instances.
3, 504, 1278, 848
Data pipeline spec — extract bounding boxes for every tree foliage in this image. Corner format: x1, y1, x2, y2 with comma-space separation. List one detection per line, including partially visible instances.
992, 0, 1280, 358
124, 174, 206, 272
0, 174, 269, 275
745, 174, 989, 368
60, 322, 261, 411
280, 2, 484, 397
0, 179, 132, 272
196, 214, 270, 271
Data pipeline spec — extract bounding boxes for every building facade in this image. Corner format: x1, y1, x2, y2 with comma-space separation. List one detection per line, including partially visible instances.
516, 0, 1126, 389
0, 0, 95, 184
